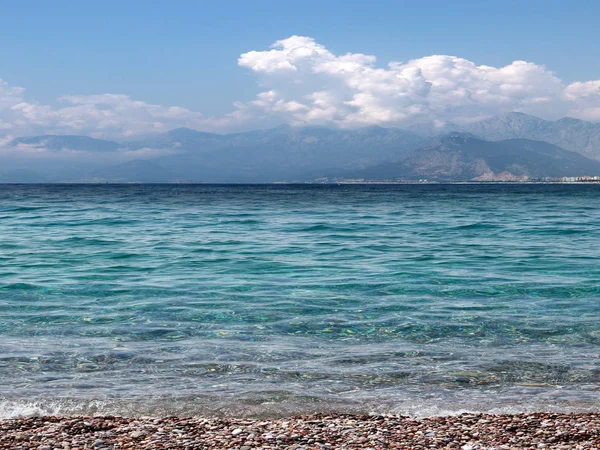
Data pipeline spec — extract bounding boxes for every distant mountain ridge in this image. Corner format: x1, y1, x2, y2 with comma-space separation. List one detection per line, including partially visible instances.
10, 135, 121, 152
432, 112, 600, 160
88, 160, 177, 183
133, 125, 428, 182
343, 134, 600, 182
126, 128, 225, 152
3, 113, 600, 182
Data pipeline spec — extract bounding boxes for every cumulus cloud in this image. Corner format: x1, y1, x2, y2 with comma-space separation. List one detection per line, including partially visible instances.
0, 82, 244, 140
237, 35, 600, 127
1, 35, 600, 143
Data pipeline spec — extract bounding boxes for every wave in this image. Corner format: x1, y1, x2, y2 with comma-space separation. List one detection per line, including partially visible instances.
2, 387, 599, 420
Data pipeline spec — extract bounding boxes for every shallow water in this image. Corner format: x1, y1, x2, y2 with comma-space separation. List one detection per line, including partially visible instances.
0, 184, 599, 418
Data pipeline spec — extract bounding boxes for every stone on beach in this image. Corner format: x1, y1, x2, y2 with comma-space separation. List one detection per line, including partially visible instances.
1, 412, 599, 449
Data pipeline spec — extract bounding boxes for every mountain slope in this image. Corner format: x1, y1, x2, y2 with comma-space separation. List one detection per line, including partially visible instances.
9, 135, 120, 152
344, 134, 600, 181
461, 113, 600, 160
5, 115, 600, 182
126, 128, 225, 152
4, 126, 426, 182
88, 160, 177, 183
0, 169, 51, 183
151, 125, 427, 182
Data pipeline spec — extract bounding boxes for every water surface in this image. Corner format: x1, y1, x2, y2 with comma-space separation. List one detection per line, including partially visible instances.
0, 184, 599, 418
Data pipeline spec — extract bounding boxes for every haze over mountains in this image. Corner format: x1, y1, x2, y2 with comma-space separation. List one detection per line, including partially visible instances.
3, 112, 600, 183
460, 113, 600, 160
343, 134, 600, 182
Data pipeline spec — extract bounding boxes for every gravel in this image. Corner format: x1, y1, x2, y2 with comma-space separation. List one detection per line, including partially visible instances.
1, 412, 599, 449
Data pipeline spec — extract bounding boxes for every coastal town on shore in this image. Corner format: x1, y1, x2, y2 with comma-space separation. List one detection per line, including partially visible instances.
303, 175, 600, 185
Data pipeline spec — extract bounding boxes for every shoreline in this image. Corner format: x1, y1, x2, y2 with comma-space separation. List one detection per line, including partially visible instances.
2, 181, 600, 185
2, 412, 599, 449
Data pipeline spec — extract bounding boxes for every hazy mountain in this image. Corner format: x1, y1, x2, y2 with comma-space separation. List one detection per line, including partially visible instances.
0, 169, 51, 183
406, 121, 462, 137
9, 135, 120, 152
342, 134, 600, 182
127, 127, 225, 152
457, 113, 600, 160
148, 125, 428, 182
86, 160, 177, 183
4, 115, 600, 182
229, 125, 426, 168
3, 126, 426, 182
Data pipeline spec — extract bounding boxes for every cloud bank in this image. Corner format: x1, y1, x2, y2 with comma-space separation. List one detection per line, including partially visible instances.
237, 36, 600, 127
0, 80, 235, 140
1, 35, 600, 141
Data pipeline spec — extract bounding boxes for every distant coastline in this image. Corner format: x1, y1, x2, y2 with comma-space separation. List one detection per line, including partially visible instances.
3, 180, 600, 185
305, 179, 600, 185
3, 113, 600, 185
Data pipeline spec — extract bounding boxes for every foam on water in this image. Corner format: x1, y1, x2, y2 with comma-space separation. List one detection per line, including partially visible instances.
1, 388, 599, 420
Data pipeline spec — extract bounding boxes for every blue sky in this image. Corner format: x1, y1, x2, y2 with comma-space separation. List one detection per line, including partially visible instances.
1, 0, 599, 138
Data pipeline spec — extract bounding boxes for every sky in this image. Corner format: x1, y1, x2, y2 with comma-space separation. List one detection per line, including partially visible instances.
1, 0, 600, 140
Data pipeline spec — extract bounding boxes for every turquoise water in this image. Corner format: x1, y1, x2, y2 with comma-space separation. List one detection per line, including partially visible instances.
0, 184, 599, 418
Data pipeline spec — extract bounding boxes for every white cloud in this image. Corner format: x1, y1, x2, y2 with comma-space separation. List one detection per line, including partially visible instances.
0, 82, 243, 140
237, 35, 600, 127
1, 35, 600, 143
564, 81, 600, 120
238, 36, 332, 73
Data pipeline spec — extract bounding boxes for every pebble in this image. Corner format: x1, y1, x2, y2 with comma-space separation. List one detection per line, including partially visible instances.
130, 430, 147, 438
0, 412, 598, 449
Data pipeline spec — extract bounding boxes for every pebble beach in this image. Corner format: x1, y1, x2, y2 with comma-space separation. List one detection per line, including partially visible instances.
1, 412, 599, 449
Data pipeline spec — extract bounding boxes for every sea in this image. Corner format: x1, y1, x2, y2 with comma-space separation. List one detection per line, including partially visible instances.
0, 184, 599, 419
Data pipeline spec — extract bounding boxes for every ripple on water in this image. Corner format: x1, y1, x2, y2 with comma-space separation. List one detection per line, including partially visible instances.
0, 184, 599, 415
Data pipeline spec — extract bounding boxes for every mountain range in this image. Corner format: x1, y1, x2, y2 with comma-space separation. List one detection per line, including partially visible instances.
3, 113, 600, 182
459, 113, 600, 160
342, 134, 600, 182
